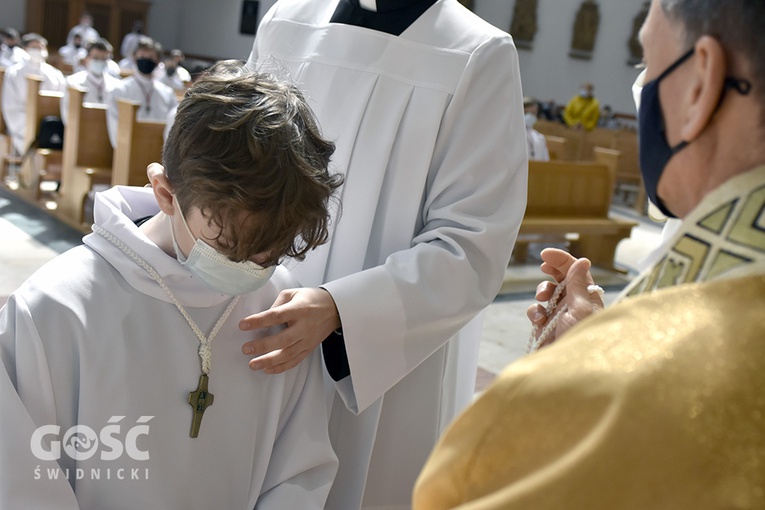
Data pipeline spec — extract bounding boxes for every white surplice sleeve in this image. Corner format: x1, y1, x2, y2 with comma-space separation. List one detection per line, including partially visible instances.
321, 34, 528, 412
0, 295, 81, 509
255, 350, 338, 509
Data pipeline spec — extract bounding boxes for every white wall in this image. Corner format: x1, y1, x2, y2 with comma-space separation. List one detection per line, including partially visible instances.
4, 0, 26, 33
10, 0, 638, 114
166, 0, 643, 113
474, 0, 644, 115
146, 0, 183, 56
174, 0, 278, 60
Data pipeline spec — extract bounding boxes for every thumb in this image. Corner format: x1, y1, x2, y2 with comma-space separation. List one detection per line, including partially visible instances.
565, 258, 600, 319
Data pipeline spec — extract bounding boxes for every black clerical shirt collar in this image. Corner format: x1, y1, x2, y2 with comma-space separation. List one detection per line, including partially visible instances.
331, 0, 439, 35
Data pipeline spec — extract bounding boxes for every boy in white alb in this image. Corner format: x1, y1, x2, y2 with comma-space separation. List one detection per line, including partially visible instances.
106, 35, 177, 148
0, 60, 342, 509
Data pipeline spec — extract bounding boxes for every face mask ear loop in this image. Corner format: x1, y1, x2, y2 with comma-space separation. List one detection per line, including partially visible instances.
174, 196, 197, 243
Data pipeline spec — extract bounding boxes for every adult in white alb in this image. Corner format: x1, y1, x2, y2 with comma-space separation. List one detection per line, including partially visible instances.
1, 33, 66, 155
58, 33, 87, 68
242, 0, 528, 508
61, 39, 120, 125
120, 20, 143, 60
66, 13, 99, 46
0, 62, 341, 509
106, 36, 177, 148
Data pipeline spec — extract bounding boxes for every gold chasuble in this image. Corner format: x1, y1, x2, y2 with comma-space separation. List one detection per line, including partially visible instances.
413, 167, 765, 509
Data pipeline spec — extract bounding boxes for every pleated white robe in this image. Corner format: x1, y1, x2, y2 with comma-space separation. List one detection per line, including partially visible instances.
248, 1, 528, 508
0, 186, 338, 509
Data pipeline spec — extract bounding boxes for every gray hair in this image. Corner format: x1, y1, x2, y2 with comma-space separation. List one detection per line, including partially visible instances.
659, 0, 764, 116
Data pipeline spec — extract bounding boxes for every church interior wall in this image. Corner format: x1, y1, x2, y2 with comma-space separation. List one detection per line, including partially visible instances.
474, 0, 644, 115
4, 0, 26, 34
6, 0, 643, 114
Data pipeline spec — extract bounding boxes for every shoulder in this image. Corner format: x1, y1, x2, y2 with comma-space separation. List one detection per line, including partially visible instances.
41, 63, 65, 79
3, 61, 24, 79
152, 79, 175, 97
66, 70, 87, 86
12, 246, 114, 309
406, 0, 515, 54
527, 274, 765, 401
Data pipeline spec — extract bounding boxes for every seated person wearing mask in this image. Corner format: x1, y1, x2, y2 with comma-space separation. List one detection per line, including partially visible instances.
1, 33, 66, 155
61, 39, 121, 125
106, 36, 177, 148
523, 96, 549, 161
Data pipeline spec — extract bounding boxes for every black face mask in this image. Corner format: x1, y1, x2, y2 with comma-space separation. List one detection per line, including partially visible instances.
638, 47, 752, 217
136, 57, 158, 75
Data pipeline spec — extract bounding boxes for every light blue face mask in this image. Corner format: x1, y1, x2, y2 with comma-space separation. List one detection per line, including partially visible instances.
172, 202, 276, 296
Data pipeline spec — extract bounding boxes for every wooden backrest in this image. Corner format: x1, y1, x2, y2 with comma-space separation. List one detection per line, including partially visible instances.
63, 86, 113, 169
526, 160, 613, 218
544, 135, 570, 161
24, 75, 64, 151
613, 129, 641, 184
111, 99, 165, 186
593, 146, 621, 183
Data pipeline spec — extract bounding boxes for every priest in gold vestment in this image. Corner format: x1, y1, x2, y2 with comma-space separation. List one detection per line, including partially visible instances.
414, 0, 765, 508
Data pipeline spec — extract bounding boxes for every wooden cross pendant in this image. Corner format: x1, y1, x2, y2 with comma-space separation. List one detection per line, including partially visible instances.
188, 374, 214, 438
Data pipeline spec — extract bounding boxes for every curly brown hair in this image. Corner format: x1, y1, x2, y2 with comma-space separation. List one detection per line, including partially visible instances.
162, 60, 342, 267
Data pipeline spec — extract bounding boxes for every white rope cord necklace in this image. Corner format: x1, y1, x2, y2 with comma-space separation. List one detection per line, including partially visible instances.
93, 224, 239, 437
527, 280, 569, 353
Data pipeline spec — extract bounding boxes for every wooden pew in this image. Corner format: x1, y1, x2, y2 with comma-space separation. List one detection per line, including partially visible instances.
593, 146, 620, 180
111, 99, 165, 187
533, 119, 645, 213
512, 160, 637, 272
544, 135, 572, 161
11, 75, 65, 202
57, 86, 113, 227
613, 129, 646, 214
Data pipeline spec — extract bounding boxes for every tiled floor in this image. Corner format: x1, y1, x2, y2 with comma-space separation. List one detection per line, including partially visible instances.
0, 186, 665, 392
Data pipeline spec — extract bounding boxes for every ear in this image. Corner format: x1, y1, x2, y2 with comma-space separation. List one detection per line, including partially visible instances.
680, 35, 726, 142
148, 165, 176, 215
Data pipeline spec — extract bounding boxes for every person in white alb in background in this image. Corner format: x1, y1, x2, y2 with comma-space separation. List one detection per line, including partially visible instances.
66, 13, 99, 47
157, 53, 188, 94
523, 96, 550, 161
1, 33, 66, 155
58, 33, 87, 69
106, 36, 177, 148
0, 28, 28, 68
61, 39, 121, 125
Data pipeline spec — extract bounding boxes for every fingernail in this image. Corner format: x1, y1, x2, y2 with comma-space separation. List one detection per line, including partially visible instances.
533, 312, 544, 322
251, 362, 262, 370
242, 346, 253, 355
239, 321, 249, 330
